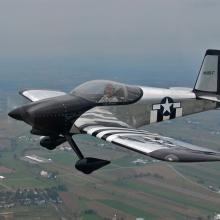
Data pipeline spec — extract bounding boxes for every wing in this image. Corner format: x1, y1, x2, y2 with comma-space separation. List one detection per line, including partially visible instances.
20, 90, 66, 102
74, 108, 220, 162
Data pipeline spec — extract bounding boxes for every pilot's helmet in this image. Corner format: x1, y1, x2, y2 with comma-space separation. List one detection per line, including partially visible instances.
104, 83, 115, 97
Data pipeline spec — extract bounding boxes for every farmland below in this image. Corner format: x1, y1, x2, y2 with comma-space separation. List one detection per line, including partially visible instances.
1, 101, 220, 220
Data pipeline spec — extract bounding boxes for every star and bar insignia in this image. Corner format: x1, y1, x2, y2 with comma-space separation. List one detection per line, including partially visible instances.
150, 97, 182, 123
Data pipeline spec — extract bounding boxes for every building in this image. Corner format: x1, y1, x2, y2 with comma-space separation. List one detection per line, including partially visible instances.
214, 214, 220, 220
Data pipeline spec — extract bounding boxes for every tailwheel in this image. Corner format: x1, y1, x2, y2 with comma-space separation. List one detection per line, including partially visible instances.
65, 135, 110, 174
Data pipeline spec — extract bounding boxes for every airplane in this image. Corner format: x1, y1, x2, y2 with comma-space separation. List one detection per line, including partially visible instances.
8, 49, 220, 174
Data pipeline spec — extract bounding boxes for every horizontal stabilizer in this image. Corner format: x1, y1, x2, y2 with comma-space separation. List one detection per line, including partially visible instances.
197, 94, 220, 103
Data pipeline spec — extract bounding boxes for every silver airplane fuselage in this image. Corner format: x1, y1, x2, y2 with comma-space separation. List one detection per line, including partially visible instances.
9, 85, 217, 137
81, 86, 217, 132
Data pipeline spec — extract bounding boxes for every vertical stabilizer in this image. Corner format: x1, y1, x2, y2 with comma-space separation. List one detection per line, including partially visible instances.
194, 50, 220, 94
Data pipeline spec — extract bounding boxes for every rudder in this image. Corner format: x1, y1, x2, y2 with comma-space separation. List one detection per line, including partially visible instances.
194, 49, 220, 94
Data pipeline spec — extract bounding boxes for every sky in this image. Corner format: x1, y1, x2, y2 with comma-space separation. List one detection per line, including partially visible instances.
1, 0, 220, 89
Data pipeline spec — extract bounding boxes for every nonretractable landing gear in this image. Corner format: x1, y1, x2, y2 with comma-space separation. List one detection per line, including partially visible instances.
65, 135, 110, 174
40, 136, 66, 150
75, 158, 111, 174
65, 135, 84, 159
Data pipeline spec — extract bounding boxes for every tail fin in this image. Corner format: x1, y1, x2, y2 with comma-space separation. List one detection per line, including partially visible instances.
194, 49, 220, 94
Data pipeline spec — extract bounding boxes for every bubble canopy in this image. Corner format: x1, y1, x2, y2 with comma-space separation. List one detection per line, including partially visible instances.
70, 80, 143, 104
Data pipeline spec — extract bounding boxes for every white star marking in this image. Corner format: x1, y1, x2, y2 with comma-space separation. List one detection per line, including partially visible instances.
161, 98, 173, 114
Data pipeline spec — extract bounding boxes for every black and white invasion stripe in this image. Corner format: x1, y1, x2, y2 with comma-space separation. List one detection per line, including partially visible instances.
76, 125, 178, 154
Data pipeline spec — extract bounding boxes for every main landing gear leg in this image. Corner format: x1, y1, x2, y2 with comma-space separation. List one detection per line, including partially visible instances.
65, 135, 84, 159
65, 135, 110, 174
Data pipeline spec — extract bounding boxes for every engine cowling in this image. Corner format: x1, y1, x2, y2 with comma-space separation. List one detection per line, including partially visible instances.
40, 136, 66, 150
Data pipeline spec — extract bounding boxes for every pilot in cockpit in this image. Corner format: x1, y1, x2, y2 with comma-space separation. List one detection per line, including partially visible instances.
99, 83, 119, 103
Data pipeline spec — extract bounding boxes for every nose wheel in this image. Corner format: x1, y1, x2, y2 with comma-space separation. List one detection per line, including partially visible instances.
65, 135, 110, 174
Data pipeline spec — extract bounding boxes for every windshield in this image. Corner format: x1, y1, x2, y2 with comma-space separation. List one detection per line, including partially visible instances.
70, 80, 143, 104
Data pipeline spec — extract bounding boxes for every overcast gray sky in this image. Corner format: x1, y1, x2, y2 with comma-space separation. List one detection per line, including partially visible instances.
1, 0, 220, 60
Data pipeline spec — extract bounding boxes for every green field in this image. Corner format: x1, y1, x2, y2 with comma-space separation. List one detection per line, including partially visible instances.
102, 200, 157, 219
0, 110, 220, 219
